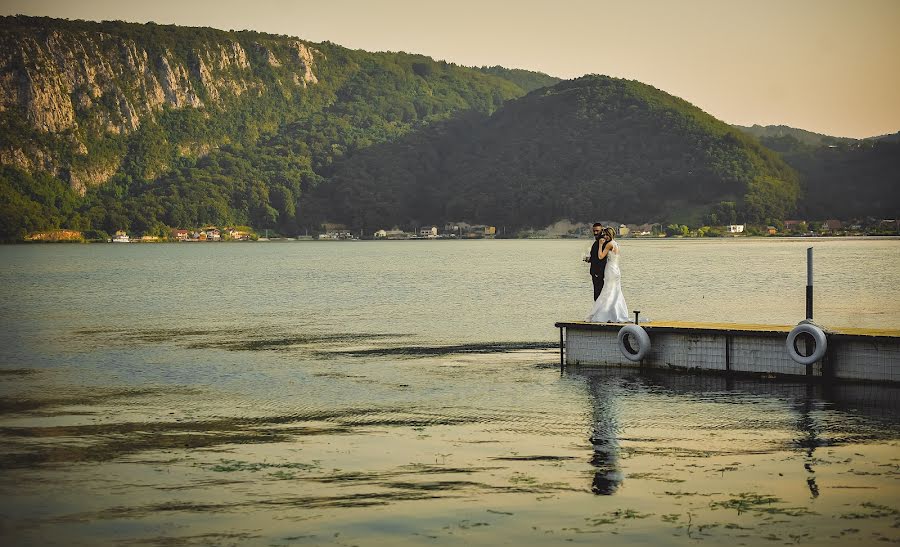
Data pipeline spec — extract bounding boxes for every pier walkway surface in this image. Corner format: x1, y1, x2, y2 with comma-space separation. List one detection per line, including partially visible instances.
555, 320, 900, 383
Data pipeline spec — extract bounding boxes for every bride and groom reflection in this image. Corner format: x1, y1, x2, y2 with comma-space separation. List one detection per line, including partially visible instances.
587, 377, 622, 495
579, 371, 898, 497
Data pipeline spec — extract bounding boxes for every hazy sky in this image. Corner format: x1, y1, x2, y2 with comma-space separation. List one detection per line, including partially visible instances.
3, 0, 899, 138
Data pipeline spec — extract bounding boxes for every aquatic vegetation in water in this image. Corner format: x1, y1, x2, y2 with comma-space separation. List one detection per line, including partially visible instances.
722, 522, 755, 530
584, 508, 655, 529
202, 458, 320, 473
447, 520, 491, 530
191, 332, 408, 352
710, 492, 781, 514
662, 490, 716, 499
491, 454, 577, 461
611, 508, 654, 520
74, 326, 413, 354
712, 464, 741, 475
0, 387, 174, 415
0, 368, 38, 376
839, 502, 899, 520
627, 471, 686, 483
508, 472, 538, 485
710, 492, 818, 517
327, 341, 557, 358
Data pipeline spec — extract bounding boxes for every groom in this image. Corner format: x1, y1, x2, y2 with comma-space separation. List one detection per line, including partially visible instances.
586, 222, 607, 301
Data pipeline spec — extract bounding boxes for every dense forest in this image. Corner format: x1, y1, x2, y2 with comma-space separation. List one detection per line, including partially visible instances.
318, 75, 800, 230
751, 134, 900, 219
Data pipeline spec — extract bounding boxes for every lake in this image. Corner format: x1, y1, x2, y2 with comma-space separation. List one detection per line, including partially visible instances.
1, 238, 898, 545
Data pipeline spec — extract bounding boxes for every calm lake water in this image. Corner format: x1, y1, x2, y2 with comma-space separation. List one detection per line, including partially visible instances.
1, 238, 899, 545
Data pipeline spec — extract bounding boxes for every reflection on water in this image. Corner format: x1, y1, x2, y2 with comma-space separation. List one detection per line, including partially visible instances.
2, 356, 899, 545
575, 368, 900, 516
586, 374, 622, 495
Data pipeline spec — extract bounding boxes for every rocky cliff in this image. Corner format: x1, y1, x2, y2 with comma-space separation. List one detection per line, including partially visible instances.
0, 16, 321, 193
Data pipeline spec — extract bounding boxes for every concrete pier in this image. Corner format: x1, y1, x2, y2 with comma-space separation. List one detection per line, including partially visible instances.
555, 321, 900, 383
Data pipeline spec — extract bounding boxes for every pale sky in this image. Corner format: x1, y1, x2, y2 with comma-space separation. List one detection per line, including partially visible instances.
3, 0, 899, 138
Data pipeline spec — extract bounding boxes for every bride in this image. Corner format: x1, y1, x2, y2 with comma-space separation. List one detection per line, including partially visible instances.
586, 227, 630, 322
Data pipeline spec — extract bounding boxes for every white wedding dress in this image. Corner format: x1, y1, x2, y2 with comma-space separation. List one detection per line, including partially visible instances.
586, 241, 630, 322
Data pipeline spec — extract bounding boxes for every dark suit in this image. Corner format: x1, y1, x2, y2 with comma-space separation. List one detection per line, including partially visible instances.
589, 237, 608, 301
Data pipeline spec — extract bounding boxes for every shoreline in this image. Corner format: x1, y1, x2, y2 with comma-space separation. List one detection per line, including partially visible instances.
5, 234, 899, 244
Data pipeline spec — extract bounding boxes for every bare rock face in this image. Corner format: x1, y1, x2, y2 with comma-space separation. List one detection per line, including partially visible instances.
292, 41, 319, 86
193, 55, 220, 102
157, 53, 203, 109
18, 35, 77, 133
254, 42, 282, 67
68, 160, 121, 195
216, 40, 250, 70
118, 93, 141, 132
119, 38, 166, 111
0, 147, 36, 172
176, 141, 214, 158
0, 146, 56, 176
191, 41, 254, 100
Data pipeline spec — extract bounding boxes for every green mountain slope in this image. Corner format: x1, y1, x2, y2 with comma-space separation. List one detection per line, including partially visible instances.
321, 75, 801, 230
0, 16, 538, 240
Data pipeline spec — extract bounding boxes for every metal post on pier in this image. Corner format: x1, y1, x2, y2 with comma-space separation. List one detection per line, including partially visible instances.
806, 247, 813, 320
559, 326, 565, 372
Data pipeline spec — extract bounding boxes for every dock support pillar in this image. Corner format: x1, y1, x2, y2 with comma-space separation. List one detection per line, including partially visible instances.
725, 332, 732, 372
806, 247, 814, 320
559, 326, 565, 371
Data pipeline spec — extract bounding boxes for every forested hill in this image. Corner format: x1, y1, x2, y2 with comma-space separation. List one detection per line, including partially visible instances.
474, 66, 561, 93
734, 124, 857, 147
0, 15, 551, 240
744, 130, 900, 219
319, 75, 800, 230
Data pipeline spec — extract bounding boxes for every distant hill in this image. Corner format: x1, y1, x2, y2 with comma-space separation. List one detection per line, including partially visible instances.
734, 124, 857, 146
736, 126, 900, 219
756, 137, 900, 219
798, 140, 900, 219
318, 75, 801, 230
474, 66, 562, 93
871, 132, 900, 143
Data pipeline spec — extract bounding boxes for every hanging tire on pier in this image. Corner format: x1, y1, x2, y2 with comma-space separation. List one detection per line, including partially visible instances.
617, 324, 650, 362
786, 323, 827, 365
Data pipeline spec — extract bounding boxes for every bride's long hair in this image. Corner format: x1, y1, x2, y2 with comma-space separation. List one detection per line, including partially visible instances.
602, 227, 616, 241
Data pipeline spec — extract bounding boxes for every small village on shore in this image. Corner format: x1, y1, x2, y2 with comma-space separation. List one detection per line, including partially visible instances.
20, 216, 900, 243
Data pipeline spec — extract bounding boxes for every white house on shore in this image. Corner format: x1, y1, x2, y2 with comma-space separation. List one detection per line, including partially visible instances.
727, 224, 745, 233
